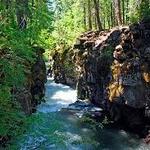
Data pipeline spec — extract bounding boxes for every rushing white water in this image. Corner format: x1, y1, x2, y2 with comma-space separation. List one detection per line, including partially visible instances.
37, 77, 77, 113
11, 78, 150, 150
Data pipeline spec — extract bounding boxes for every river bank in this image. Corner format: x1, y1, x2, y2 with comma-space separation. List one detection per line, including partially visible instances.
52, 19, 150, 140
8, 78, 150, 150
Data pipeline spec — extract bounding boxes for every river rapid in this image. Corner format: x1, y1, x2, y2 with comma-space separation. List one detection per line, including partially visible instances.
11, 78, 150, 150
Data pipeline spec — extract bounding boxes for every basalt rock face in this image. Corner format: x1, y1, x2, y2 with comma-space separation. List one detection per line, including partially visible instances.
108, 20, 150, 136
74, 19, 150, 136
15, 47, 47, 114
73, 29, 123, 106
52, 50, 77, 88
31, 47, 47, 109
53, 52, 66, 84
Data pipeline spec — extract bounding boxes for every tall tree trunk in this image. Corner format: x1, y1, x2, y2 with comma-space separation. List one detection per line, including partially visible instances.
88, 0, 92, 30
16, 0, 28, 29
107, 13, 111, 29
110, 2, 115, 27
103, 16, 106, 29
122, 0, 125, 24
6, 0, 11, 9
113, 0, 122, 26
32, 0, 34, 7
93, 0, 102, 30
94, 14, 97, 30
83, 2, 87, 30
126, 0, 129, 23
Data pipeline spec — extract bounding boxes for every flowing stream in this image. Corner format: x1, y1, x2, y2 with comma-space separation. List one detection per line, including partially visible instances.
11, 78, 150, 150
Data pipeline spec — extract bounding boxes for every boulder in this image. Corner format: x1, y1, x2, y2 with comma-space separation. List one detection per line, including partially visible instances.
61, 100, 103, 119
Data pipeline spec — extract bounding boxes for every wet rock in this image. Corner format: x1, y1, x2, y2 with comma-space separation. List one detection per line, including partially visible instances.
62, 100, 103, 118
0, 135, 11, 148
73, 19, 150, 137
144, 131, 150, 144
107, 19, 150, 136
110, 103, 147, 137
14, 46, 47, 114
31, 46, 47, 107
15, 88, 32, 115
52, 50, 77, 88
68, 99, 92, 109
73, 28, 123, 106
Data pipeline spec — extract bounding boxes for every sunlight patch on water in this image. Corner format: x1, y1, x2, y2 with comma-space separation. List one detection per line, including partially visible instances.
51, 89, 77, 103
49, 82, 70, 89
37, 79, 77, 113
13, 79, 150, 150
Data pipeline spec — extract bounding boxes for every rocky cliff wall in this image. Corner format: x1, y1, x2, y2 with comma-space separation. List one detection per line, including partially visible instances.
52, 49, 77, 88
15, 46, 47, 114
73, 19, 150, 136
73, 29, 122, 106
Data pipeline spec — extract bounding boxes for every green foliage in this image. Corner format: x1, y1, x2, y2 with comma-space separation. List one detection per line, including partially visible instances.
0, 86, 26, 138
79, 115, 109, 131
61, 49, 77, 79
128, 0, 150, 23
0, 0, 54, 146
139, 0, 150, 19
46, 0, 84, 54
0, 0, 149, 147
100, 0, 113, 28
